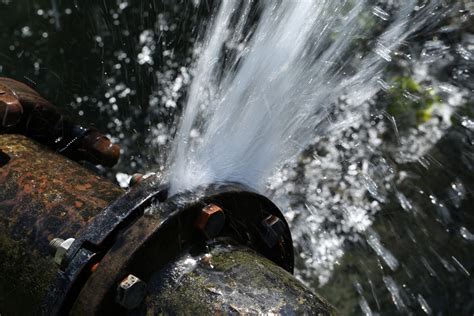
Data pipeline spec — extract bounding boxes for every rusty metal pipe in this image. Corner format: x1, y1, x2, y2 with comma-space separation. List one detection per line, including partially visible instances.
0, 134, 123, 315
0, 134, 335, 315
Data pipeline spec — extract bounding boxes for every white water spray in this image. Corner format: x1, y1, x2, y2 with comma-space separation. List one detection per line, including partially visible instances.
168, 0, 439, 194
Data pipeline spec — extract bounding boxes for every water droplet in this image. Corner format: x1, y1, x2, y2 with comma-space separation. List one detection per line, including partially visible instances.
359, 296, 373, 316
383, 276, 406, 311
420, 40, 450, 63
396, 192, 413, 212
451, 256, 470, 276
461, 117, 474, 130
366, 231, 399, 271
459, 226, 474, 241
417, 294, 432, 315
361, 174, 382, 201
375, 41, 392, 62
372, 6, 389, 21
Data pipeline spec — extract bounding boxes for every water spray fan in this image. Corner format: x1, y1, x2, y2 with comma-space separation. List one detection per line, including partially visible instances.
0, 134, 333, 315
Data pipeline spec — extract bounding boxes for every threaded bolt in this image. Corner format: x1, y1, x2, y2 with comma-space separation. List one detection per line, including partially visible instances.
49, 238, 65, 251
49, 237, 75, 266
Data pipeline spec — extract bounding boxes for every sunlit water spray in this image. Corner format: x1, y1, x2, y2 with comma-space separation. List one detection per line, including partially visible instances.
168, 0, 439, 195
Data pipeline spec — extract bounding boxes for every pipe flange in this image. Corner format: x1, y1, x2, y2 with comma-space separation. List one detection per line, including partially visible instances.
43, 180, 293, 315
72, 183, 293, 314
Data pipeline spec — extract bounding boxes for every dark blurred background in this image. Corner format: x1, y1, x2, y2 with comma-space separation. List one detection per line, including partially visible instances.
0, 0, 212, 174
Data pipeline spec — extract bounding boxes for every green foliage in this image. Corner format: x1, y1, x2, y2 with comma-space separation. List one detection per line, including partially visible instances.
386, 76, 441, 126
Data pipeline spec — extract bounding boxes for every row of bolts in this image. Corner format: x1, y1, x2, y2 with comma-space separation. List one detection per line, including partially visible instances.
49, 202, 286, 309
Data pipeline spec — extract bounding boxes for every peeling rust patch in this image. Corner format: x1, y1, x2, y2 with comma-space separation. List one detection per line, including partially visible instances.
0, 134, 123, 315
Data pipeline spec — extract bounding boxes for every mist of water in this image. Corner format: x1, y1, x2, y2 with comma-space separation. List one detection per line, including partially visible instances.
168, 0, 439, 194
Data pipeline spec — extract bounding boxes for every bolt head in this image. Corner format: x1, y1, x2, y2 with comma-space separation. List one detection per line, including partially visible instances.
261, 215, 286, 248
116, 274, 147, 310
53, 238, 75, 266
195, 204, 226, 238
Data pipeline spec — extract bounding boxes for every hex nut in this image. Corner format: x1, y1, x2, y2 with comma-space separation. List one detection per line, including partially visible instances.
261, 215, 286, 248
50, 237, 75, 266
195, 204, 226, 238
116, 274, 147, 310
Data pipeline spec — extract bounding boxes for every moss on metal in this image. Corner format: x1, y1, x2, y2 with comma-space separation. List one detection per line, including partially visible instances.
0, 134, 123, 314
0, 233, 55, 314
145, 239, 336, 315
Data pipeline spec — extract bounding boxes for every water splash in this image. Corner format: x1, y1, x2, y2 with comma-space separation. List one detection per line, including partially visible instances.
417, 294, 433, 315
460, 226, 474, 242
383, 276, 406, 311
168, 0, 440, 194
366, 229, 399, 271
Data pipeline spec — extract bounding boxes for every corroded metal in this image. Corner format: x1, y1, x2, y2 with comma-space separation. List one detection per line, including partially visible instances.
70, 184, 303, 315
194, 203, 226, 238
145, 238, 335, 315
0, 77, 120, 167
0, 134, 123, 315
0, 134, 334, 315
42, 177, 168, 315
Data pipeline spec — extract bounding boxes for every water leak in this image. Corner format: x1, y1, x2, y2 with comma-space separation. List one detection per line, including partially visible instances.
168, 0, 440, 194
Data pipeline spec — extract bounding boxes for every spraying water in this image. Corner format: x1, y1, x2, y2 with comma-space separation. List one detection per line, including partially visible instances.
168, 0, 439, 194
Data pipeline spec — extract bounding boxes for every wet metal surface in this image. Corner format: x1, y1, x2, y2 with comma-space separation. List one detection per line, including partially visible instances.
71, 184, 296, 315
145, 238, 335, 315
0, 134, 123, 314
44, 177, 167, 315
0, 136, 332, 315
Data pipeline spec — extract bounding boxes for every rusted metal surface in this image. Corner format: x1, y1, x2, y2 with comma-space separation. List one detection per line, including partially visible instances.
0, 77, 63, 140
0, 136, 331, 315
70, 184, 296, 315
0, 134, 123, 315
194, 203, 226, 238
70, 207, 171, 315
0, 77, 120, 167
42, 177, 168, 315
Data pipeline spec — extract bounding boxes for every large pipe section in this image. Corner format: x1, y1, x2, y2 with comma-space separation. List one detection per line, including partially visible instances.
0, 134, 334, 315
0, 134, 123, 314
